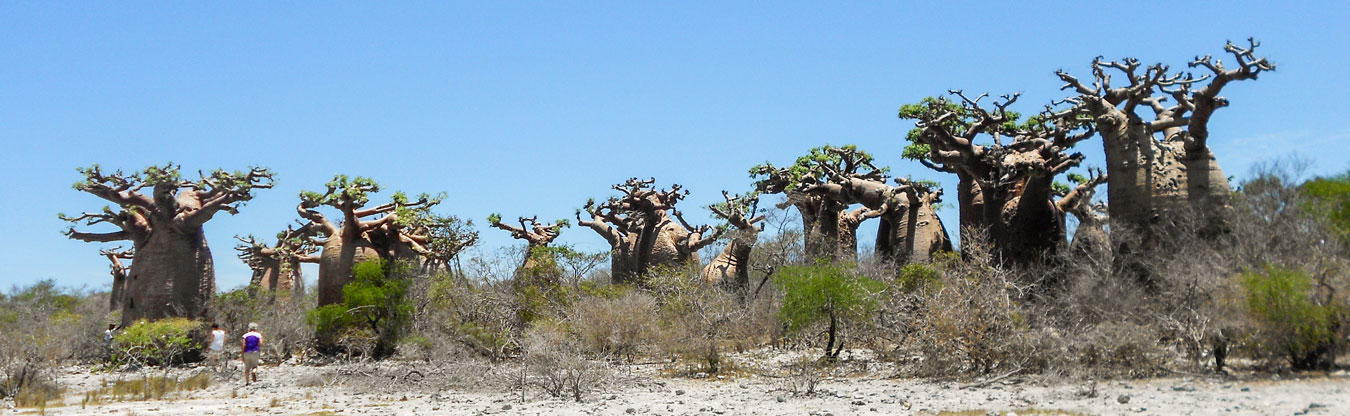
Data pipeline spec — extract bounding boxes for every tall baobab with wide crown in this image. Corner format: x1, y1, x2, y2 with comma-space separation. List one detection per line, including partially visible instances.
61, 163, 274, 325
578, 178, 721, 285
900, 91, 1094, 265
1054, 39, 1273, 237
704, 191, 766, 290
235, 223, 324, 293
297, 175, 476, 306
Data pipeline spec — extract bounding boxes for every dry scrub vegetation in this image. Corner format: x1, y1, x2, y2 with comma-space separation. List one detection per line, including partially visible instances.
4, 167, 1349, 409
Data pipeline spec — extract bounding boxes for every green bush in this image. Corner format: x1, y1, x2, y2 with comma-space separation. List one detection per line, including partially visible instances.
113, 318, 201, 368
1300, 171, 1350, 245
1241, 264, 1342, 370
895, 263, 941, 293
774, 263, 882, 359
306, 259, 412, 358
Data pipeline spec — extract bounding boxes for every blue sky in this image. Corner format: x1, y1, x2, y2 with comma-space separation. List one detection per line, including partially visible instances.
4, 2, 1348, 291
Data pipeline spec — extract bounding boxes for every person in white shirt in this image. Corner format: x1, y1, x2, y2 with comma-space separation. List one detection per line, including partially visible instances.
103, 324, 116, 359
207, 323, 227, 371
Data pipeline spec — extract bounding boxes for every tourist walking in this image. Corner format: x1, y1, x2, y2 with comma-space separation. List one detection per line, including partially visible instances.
241, 323, 263, 385
207, 323, 227, 371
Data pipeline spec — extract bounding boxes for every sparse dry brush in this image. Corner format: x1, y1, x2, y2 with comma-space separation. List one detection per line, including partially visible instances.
0, 282, 107, 406
564, 289, 659, 361
521, 323, 611, 402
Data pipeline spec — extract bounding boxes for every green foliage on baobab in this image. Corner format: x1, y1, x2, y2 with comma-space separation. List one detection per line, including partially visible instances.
300, 175, 380, 209
749, 145, 885, 192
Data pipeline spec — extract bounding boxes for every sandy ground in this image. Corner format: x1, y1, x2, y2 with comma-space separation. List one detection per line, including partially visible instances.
6, 353, 1349, 416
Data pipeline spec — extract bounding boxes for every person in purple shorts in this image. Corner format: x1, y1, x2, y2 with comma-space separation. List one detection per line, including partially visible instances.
241, 322, 263, 385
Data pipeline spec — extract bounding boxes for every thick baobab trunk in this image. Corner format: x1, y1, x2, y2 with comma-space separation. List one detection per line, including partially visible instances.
248, 257, 305, 292
836, 207, 879, 262
704, 229, 758, 289
704, 192, 766, 291
813, 206, 842, 261
519, 244, 546, 274
248, 257, 280, 289
1099, 116, 1231, 232
1070, 216, 1110, 255
876, 191, 952, 264
609, 234, 642, 285
641, 215, 709, 275
804, 175, 952, 265
110, 271, 126, 311
103, 250, 132, 311
122, 226, 214, 326
903, 92, 1092, 266
955, 174, 988, 241
1059, 172, 1110, 258
990, 176, 1066, 265
316, 237, 381, 306
792, 197, 832, 262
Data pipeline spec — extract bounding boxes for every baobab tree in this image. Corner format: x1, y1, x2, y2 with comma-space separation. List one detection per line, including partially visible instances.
1057, 170, 1109, 256
1054, 38, 1273, 237
704, 192, 766, 290
99, 246, 134, 310
578, 178, 721, 285
900, 91, 1093, 265
407, 214, 478, 272
751, 146, 869, 262
298, 175, 476, 306
488, 214, 567, 278
753, 145, 952, 263
235, 223, 324, 293
61, 163, 275, 325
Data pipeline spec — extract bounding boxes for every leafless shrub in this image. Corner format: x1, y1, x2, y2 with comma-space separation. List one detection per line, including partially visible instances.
782, 357, 824, 396
564, 290, 659, 361
522, 323, 610, 402
1067, 321, 1171, 378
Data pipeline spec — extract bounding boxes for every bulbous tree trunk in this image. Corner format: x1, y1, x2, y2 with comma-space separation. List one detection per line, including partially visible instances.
988, 176, 1066, 265
102, 248, 133, 311
123, 224, 215, 326
248, 257, 306, 293
704, 192, 766, 290
609, 234, 642, 285
876, 188, 952, 264
316, 233, 381, 306
837, 206, 880, 262
704, 229, 758, 289
1059, 171, 1110, 258
300, 176, 475, 306
110, 272, 126, 310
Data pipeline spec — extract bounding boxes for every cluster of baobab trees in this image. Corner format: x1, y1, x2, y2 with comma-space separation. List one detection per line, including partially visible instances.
63, 39, 1272, 327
